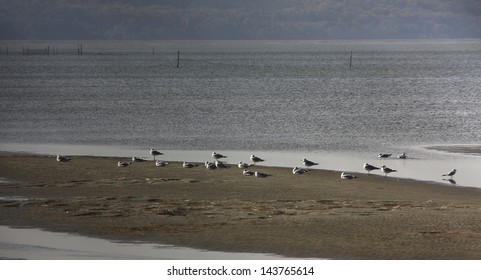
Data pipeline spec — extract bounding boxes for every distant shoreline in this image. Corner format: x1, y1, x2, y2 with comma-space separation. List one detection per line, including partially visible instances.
2, 154, 481, 259
424, 145, 481, 156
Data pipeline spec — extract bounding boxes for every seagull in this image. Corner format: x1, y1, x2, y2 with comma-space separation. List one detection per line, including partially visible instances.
442, 169, 457, 178
341, 172, 357, 179
243, 169, 255, 176
255, 171, 270, 178
56, 155, 70, 162
397, 152, 407, 159
212, 152, 227, 160
293, 167, 310, 175
155, 160, 168, 167
250, 154, 265, 164
215, 160, 230, 169
150, 149, 163, 160
381, 165, 397, 176
364, 163, 380, 174
132, 156, 145, 162
117, 161, 130, 167
238, 162, 252, 168
182, 162, 197, 168
204, 161, 217, 170
378, 153, 392, 158
302, 158, 318, 168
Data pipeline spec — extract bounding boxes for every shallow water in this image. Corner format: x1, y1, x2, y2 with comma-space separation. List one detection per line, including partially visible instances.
1, 143, 480, 188
0, 225, 291, 260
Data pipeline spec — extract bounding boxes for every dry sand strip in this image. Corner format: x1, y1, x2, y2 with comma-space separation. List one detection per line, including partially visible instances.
1, 154, 481, 259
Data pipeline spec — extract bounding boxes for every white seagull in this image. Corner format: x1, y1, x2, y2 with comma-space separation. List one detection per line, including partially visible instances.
117, 161, 130, 167
205, 161, 217, 170
250, 154, 265, 164
302, 158, 318, 168
155, 160, 169, 167
293, 167, 310, 175
364, 163, 380, 174
182, 162, 197, 168
341, 172, 357, 179
381, 165, 397, 176
243, 169, 255, 176
212, 152, 227, 160
378, 153, 392, 158
132, 156, 145, 162
238, 162, 252, 168
56, 155, 70, 162
397, 152, 407, 159
255, 171, 270, 178
442, 169, 457, 178
150, 149, 163, 160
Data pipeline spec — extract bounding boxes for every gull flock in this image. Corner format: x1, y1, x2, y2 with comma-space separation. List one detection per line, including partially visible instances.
56, 149, 458, 183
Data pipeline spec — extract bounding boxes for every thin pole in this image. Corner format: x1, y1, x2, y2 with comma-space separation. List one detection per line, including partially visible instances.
177, 50, 180, 68
349, 51, 353, 68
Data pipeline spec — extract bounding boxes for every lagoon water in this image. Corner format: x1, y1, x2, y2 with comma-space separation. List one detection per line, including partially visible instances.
1, 40, 481, 187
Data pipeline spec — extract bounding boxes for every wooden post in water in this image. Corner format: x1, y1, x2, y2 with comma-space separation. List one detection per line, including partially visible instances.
177, 50, 180, 68
349, 51, 353, 68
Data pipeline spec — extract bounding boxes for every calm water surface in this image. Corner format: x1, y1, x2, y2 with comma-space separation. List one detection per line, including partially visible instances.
1, 40, 480, 186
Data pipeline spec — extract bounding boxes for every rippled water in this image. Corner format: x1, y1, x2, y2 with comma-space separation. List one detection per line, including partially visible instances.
1, 40, 480, 187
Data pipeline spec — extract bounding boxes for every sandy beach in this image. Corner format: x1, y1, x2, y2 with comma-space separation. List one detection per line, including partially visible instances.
1, 154, 481, 259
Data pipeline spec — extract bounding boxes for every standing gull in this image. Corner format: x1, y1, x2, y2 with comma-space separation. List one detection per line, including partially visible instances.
442, 169, 457, 178
212, 152, 227, 160
250, 155, 265, 164
364, 163, 380, 174
302, 158, 318, 168
150, 149, 163, 160
381, 165, 397, 176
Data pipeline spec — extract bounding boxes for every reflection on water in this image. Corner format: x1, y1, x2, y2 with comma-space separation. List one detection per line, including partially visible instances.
0, 225, 291, 260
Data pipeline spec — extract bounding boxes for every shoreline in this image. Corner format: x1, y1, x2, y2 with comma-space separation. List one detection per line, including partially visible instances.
2, 154, 481, 259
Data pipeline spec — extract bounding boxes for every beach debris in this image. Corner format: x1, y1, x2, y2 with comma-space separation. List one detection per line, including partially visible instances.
364, 163, 380, 174
378, 153, 392, 158
56, 155, 70, 162
293, 167, 310, 175
341, 172, 357, 179
117, 161, 130, 167
182, 162, 197, 168
302, 158, 318, 168
397, 152, 407, 159
254, 171, 270, 178
442, 169, 457, 178
150, 149, 163, 160
212, 152, 227, 160
250, 154, 265, 164
381, 165, 397, 176
155, 160, 169, 167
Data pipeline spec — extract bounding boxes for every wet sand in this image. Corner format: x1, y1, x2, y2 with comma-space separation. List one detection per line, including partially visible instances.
1, 154, 481, 259
426, 145, 481, 156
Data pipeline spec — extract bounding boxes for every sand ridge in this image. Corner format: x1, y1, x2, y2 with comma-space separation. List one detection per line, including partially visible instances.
1, 154, 481, 259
